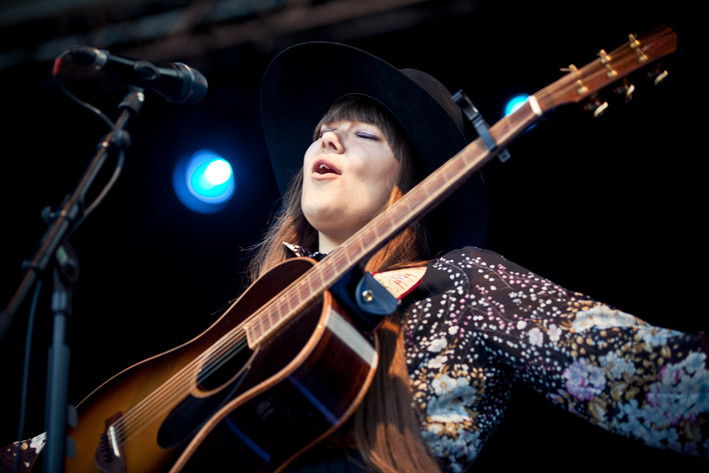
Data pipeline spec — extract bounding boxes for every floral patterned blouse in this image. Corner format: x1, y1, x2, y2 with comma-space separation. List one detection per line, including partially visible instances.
402, 246, 709, 472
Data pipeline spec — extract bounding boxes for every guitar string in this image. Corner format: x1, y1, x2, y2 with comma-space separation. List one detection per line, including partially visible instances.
110, 269, 320, 441
106, 32, 667, 447
110, 254, 353, 443
116, 250, 355, 445
112, 330, 248, 440
116, 336, 253, 445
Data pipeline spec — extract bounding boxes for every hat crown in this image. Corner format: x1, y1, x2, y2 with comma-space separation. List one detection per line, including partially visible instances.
401, 68, 466, 137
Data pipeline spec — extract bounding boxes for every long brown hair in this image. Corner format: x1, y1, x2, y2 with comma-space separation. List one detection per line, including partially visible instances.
247, 95, 440, 472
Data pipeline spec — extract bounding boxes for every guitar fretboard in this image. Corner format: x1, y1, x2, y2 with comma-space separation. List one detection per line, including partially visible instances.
243, 25, 677, 346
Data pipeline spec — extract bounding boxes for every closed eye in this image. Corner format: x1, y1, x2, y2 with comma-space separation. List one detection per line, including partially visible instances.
355, 131, 380, 140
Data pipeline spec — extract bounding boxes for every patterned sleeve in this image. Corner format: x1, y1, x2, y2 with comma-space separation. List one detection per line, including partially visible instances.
403, 246, 709, 471
0, 434, 44, 473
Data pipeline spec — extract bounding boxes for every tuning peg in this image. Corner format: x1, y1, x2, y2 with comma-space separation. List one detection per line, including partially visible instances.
646, 65, 670, 86
614, 78, 635, 102
628, 34, 649, 63
598, 49, 618, 78
560, 64, 589, 94
584, 92, 609, 118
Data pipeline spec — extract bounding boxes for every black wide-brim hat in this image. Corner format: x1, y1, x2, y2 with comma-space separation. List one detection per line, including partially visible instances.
260, 41, 488, 254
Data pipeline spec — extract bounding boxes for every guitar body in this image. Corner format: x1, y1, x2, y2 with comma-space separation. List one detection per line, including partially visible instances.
43, 257, 378, 473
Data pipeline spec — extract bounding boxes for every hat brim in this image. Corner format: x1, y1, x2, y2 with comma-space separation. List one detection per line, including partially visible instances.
260, 41, 488, 253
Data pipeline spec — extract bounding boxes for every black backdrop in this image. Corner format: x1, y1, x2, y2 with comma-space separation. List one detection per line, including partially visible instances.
1, 1, 706, 470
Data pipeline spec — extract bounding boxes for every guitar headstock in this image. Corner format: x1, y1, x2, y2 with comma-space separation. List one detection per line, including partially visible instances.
533, 26, 678, 115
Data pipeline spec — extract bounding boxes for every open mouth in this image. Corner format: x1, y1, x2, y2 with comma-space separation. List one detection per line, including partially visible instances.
313, 160, 340, 175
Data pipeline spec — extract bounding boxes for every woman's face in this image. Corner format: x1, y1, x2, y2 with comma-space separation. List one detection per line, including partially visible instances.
301, 119, 401, 252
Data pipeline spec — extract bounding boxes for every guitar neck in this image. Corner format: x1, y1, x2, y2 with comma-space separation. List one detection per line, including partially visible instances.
245, 25, 678, 345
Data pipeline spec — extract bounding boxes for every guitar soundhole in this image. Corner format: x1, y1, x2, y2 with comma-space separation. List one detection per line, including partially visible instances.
156, 334, 253, 448
157, 344, 252, 449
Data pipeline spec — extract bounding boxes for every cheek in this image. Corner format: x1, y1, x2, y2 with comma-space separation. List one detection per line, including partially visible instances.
362, 159, 400, 203
370, 158, 400, 189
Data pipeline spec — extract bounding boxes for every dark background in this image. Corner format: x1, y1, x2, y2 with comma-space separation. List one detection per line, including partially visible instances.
0, 0, 705, 470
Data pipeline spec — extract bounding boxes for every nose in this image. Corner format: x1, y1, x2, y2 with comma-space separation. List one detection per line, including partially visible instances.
321, 130, 344, 153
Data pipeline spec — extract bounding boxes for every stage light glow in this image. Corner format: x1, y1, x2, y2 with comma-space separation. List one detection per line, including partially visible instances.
173, 149, 235, 214
504, 94, 530, 116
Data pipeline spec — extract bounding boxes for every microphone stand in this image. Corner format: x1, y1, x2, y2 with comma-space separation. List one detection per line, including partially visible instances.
1, 87, 145, 473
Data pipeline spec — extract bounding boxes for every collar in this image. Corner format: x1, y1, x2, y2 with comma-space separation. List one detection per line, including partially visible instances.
283, 242, 328, 261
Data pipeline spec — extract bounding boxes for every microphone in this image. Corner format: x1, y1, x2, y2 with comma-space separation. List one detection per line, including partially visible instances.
64, 45, 208, 104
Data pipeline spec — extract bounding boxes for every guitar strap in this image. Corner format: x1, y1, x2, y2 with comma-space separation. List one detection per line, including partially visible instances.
283, 243, 427, 329
371, 266, 427, 301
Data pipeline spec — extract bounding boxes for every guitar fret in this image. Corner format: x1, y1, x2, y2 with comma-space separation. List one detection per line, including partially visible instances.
354, 237, 368, 257
493, 105, 535, 146
281, 294, 293, 313
252, 319, 264, 339
266, 309, 279, 332
378, 217, 395, 237
305, 271, 318, 294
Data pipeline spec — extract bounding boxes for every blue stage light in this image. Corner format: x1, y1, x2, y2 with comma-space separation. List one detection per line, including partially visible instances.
504, 94, 530, 116
173, 149, 235, 214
